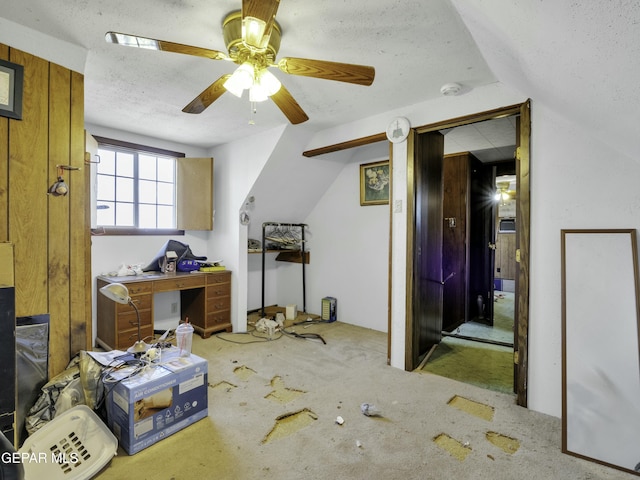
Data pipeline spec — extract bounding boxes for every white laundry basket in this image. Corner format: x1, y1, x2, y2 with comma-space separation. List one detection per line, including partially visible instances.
19, 405, 118, 480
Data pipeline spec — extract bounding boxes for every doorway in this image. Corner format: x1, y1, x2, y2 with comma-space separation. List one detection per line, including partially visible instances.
406, 102, 531, 406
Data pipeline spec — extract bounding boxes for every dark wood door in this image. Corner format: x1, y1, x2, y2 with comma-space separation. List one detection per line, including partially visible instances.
468, 159, 495, 325
411, 131, 444, 368
442, 154, 470, 332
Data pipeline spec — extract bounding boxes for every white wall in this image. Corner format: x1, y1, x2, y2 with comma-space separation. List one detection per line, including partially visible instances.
233, 126, 355, 316
294, 142, 390, 331
527, 103, 640, 418
206, 126, 287, 332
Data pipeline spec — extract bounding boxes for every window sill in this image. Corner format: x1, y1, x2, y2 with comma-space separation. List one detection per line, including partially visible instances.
91, 227, 185, 236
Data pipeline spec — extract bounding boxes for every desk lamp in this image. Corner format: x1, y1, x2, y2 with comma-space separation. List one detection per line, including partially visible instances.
99, 282, 149, 354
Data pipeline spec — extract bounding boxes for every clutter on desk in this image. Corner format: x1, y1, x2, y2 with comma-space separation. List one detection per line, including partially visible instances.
143, 239, 207, 272
197, 260, 225, 272
112, 263, 144, 276
175, 318, 194, 357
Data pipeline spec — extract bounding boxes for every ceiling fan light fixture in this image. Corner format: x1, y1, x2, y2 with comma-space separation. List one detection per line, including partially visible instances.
224, 62, 255, 97
257, 69, 281, 96
249, 84, 268, 103
249, 69, 281, 102
242, 16, 269, 51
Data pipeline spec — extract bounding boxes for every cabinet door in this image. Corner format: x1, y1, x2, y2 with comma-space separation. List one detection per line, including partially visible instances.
177, 157, 214, 230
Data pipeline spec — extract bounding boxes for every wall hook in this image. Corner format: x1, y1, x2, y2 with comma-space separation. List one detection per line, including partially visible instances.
48, 165, 81, 196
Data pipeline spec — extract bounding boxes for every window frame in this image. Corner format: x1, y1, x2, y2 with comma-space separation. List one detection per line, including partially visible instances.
91, 136, 185, 236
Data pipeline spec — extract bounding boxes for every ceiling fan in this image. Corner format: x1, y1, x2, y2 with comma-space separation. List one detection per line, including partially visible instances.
105, 0, 375, 124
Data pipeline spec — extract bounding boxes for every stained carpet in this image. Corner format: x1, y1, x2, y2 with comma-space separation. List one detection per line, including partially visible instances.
420, 292, 515, 394
420, 337, 513, 393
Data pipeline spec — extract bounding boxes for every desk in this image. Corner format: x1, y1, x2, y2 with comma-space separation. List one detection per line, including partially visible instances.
96, 271, 231, 350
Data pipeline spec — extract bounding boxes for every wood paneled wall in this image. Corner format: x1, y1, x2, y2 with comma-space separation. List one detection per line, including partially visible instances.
0, 43, 89, 377
495, 230, 516, 280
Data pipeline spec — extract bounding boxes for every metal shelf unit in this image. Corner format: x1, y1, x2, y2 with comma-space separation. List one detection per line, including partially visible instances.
261, 222, 307, 317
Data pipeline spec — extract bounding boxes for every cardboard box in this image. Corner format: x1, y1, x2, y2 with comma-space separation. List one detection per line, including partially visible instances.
161, 250, 178, 274
285, 304, 297, 320
106, 352, 208, 454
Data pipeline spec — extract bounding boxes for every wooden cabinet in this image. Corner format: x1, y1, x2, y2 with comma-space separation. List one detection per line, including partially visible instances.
96, 271, 231, 350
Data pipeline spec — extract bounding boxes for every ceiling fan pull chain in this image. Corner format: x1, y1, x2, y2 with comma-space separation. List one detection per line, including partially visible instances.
249, 101, 257, 125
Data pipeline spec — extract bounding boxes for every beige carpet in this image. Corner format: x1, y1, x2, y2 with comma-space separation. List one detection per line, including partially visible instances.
94, 320, 633, 480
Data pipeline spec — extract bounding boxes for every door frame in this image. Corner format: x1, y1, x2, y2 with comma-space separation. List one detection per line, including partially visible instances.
404, 101, 531, 406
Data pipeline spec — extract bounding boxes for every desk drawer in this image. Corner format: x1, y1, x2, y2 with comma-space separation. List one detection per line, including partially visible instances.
207, 282, 230, 298
154, 275, 205, 292
118, 325, 154, 348
206, 310, 230, 328
116, 294, 152, 313
126, 282, 153, 295
207, 295, 230, 313
206, 272, 231, 285
117, 309, 152, 331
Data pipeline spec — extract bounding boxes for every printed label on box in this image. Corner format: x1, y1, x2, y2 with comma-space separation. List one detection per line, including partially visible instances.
106, 352, 208, 454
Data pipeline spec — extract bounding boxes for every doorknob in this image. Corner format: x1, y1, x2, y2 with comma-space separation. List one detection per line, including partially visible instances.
488, 242, 496, 250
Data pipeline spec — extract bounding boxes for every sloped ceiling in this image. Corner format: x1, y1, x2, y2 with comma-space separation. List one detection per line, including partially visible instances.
452, 0, 640, 156
0, 0, 496, 148
1, 1, 636, 156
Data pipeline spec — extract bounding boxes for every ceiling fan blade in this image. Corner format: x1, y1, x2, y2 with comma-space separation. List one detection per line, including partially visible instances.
105, 32, 228, 61
277, 57, 375, 86
241, 0, 280, 49
270, 85, 309, 124
182, 75, 231, 114
242, 0, 280, 23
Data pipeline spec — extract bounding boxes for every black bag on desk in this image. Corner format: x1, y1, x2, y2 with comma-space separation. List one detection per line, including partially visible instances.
142, 240, 207, 272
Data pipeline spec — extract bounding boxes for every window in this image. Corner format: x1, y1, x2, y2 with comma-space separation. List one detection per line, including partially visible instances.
94, 137, 183, 232
89, 135, 214, 234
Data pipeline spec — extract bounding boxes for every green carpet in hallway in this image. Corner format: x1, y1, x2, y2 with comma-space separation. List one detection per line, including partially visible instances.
420, 291, 515, 394
419, 337, 513, 394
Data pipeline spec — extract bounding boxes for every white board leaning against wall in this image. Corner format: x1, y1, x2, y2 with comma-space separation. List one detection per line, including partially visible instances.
561, 229, 640, 476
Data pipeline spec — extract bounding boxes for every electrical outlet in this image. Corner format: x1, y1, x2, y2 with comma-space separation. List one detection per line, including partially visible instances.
171, 302, 178, 314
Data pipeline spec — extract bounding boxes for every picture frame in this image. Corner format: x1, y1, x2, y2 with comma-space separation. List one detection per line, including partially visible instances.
360, 160, 390, 206
0, 59, 24, 120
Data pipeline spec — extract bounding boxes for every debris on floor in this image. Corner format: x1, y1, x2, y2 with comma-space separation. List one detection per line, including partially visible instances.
447, 395, 495, 421
264, 376, 306, 404
486, 431, 520, 454
262, 408, 318, 444
209, 380, 238, 392
335, 416, 344, 425
433, 433, 472, 461
360, 403, 381, 417
233, 365, 257, 381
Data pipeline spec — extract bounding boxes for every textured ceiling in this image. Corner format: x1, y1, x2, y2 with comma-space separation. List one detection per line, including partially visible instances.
6, 1, 634, 160
0, 0, 498, 148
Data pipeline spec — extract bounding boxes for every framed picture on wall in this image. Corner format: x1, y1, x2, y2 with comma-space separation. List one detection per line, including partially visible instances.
360, 160, 390, 206
0, 59, 24, 120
